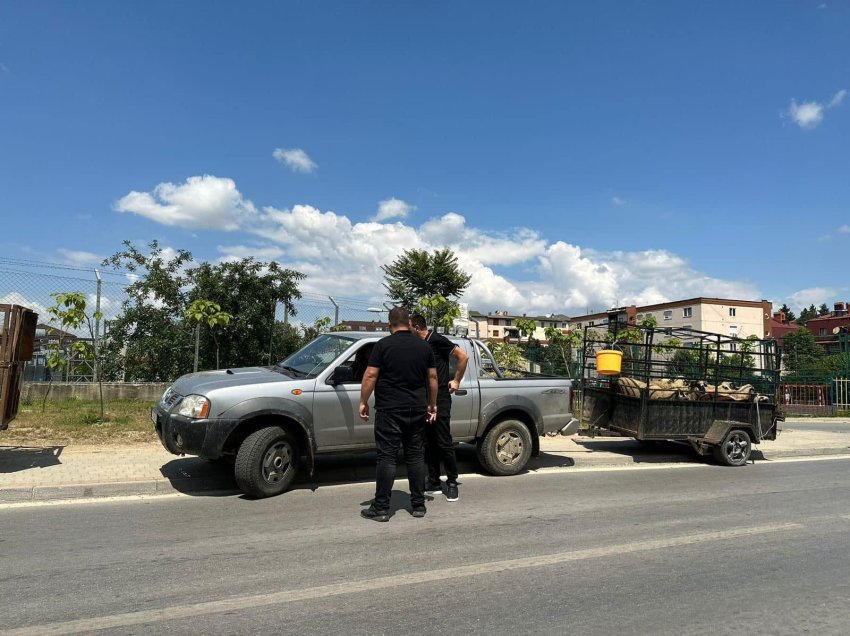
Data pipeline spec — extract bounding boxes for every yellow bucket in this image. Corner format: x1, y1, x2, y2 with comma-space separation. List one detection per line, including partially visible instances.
596, 349, 623, 375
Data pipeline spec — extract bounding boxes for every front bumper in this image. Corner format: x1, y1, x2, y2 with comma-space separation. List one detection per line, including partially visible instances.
152, 405, 239, 459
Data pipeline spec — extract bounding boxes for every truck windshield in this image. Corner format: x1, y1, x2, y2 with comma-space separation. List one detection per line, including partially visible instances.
276, 335, 356, 378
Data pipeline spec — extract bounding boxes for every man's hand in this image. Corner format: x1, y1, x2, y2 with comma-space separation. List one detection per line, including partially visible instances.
427, 405, 438, 423
448, 379, 460, 394
359, 402, 370, 421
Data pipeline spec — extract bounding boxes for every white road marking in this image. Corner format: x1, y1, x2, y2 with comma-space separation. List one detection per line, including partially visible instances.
1, 522, 802, 635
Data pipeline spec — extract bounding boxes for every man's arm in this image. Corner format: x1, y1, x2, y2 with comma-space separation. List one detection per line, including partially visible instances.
426, 367, 438, 423
359, 366, 379, 421
448, 346, 469, 394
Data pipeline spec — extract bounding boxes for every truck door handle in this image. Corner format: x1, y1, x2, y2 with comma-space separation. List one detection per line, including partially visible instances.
454, 389, 468, 396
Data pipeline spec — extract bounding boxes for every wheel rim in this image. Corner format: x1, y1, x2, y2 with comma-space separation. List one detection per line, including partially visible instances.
262, 441, 293, 484
723, 432, 750, 462
495, 431, 524, 466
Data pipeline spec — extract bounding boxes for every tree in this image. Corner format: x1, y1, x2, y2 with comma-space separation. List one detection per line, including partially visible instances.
797, 304, 818, 326
417, 294, 461, 331
382, 248, 471, 327
818, 303, 831, 317
778, 303, 796, 323
44, 292, 105, 421
489, 341, 526, 373
544, 326, 582, 376
782, 328, 825, 373
185, 300, 232, 371
515, 317, 537, 341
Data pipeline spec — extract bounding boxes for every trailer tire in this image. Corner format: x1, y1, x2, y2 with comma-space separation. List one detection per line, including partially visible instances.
235, 426, 299, 498
712, 429, 752, 467
477, 418, 533, 476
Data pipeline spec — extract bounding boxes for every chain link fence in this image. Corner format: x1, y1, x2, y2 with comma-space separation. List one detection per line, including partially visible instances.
0, 256, 392, 382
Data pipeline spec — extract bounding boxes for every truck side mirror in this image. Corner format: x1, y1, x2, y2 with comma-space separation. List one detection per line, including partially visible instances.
329, 366, 355, 385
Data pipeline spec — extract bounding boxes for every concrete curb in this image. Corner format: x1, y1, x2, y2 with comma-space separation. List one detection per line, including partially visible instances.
3, 447, 849, 504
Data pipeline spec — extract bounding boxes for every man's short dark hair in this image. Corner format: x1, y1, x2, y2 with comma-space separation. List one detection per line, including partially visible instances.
388, 306, 410, 328
410, 313, 427, 331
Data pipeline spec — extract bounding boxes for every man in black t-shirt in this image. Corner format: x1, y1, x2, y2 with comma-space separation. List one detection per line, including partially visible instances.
410, 314, 469, 503
358, 307, 437, 522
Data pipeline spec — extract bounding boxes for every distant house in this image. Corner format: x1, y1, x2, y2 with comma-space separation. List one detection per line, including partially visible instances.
336, 320, 389, 333
803, 302, 850, 355
568, 297, 773, 341
468, 310, 570, 343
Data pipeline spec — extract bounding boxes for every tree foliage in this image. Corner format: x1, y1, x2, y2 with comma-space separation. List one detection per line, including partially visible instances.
101, 241, 304, 381
382, 248, 471, 328
778, 303, 796, 323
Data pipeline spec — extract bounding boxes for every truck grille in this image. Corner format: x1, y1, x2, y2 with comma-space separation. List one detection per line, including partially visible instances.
161, 388, 182, 408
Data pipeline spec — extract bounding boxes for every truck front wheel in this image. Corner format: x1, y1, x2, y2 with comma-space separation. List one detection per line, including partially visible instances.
712, 429, 752, 467
477, 419, 533, 476
235, 426, 299, 498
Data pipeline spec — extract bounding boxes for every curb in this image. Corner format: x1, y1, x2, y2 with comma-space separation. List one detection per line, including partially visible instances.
4, 447, 850, 504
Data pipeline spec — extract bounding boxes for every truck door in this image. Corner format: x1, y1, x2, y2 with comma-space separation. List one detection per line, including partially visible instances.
312, 341, 377, 450
446, 340, 477, 440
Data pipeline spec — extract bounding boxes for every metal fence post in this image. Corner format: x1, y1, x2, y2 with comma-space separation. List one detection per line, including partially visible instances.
329, 296, 339, 326
94, 268, 101, 382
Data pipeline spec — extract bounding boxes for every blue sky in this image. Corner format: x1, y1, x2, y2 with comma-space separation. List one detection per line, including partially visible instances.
1, 0, 848, 315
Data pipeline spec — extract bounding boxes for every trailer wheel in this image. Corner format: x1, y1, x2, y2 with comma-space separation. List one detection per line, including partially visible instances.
235, 426, 299, 498
712, 429, 752, 467
477, 419, 533, 476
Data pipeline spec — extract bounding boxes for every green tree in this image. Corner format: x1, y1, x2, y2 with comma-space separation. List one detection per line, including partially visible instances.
417, 294, 461, 330
185, 300, 232, 371
489, 341, 526, 373
544, 326, 582, 376
382, 248, 471, 327
782, 327, 825, 373
778, 304, 796, 323
44, 292, 105, 421
797, 304, 818, 326
818, 303, 831, 317
515, 317, 537, 341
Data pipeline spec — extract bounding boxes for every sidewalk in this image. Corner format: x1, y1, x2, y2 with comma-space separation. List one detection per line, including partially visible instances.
2, 418, 848, 503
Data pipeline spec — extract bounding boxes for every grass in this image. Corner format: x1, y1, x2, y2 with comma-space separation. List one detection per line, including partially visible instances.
3, 399, 158, 445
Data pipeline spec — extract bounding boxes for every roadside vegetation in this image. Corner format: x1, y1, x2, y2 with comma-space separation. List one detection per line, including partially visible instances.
5, 399, 156, 445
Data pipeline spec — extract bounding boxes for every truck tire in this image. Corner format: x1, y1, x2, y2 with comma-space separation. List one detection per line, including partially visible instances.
477, 418, 533, 476
712, 429, 752, 467
235, 426, 299, 498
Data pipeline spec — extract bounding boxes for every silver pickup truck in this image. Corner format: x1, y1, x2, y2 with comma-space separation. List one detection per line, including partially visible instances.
153, 333, 579, 498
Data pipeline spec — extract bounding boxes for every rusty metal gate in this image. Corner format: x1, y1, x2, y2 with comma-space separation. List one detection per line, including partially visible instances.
778, 383, 831, 416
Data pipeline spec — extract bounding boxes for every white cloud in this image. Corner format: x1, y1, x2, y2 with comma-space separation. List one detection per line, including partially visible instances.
786, 287, 835, 311
838, 224, 850, 234
612, 196, 626, 206
116, 174, 763, 315
828, 89, 847, 109
786, 89, 847, 130
373, 198, 415, 222
57, 248, 102, 267
273, 148, 317, 173
0, 292, 48, 318
787, 99, 824, 129
114, 175, 257, 230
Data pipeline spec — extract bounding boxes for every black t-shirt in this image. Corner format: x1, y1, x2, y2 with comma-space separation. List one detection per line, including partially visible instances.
367, 330, 437, 412
426, 331, 457, 405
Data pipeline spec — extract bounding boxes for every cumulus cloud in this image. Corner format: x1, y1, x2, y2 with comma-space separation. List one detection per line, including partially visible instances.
786, 287, 836, 311
0, 292, 49, 318
786, 89, 847, 130
839, 224, 850, 234
373, 198, 415, 222
114, 175, 257, 230
57, 248, 102, 266
273, 148, 317, 173
114, 174, 761, 315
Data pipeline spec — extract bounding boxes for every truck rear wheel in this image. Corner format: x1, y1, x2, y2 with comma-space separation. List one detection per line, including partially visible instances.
477, 419, 533, 476
712, 429, 752, 467
235, 426, 299, 498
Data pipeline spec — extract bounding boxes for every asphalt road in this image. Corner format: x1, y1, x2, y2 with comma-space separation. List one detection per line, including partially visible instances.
782, 418, 850, 434
4, 458, 850, 635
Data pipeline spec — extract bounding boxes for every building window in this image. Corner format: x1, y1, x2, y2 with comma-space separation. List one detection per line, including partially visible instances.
683, 307, 692, 318
729, 308, 736, 317
505, 320, 512, 326
492, 319, 500, 326
730, 342, 737, 352
820, 328, 828, 335
493, 329, 500, 337
663, 311, 672, 321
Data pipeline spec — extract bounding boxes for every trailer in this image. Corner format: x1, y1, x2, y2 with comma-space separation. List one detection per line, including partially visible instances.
1, 304, 39, 430
579, 324, 783, 466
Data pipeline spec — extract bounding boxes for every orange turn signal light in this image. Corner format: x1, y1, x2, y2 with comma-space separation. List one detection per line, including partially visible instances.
291, 389, 303, 396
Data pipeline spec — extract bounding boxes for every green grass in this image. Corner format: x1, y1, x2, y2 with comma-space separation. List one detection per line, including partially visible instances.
4, 399, 158, 445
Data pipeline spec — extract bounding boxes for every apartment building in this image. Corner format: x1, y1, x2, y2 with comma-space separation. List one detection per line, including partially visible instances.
567, 298, 773, 340
469, 310, 570, 342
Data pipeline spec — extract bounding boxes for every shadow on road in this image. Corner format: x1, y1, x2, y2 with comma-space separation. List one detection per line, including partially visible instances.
159, 457, 238, 496
572, 438, 701, 464
0, 445, 64, 473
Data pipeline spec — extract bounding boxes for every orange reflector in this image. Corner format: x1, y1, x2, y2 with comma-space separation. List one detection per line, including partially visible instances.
291, 389, 303, 396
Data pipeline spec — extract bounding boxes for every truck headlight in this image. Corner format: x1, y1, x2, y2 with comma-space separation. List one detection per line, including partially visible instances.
177, 395, 211, 418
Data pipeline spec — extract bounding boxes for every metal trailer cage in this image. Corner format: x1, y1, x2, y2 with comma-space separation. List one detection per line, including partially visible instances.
1, 304, 39, 429
579, 323, 783, 461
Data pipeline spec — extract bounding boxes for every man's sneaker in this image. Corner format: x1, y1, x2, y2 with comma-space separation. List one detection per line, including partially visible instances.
445, 483, 459, 502
360, 508, 389, 522
412, 506, 427, 518
424, 481, 442, 495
